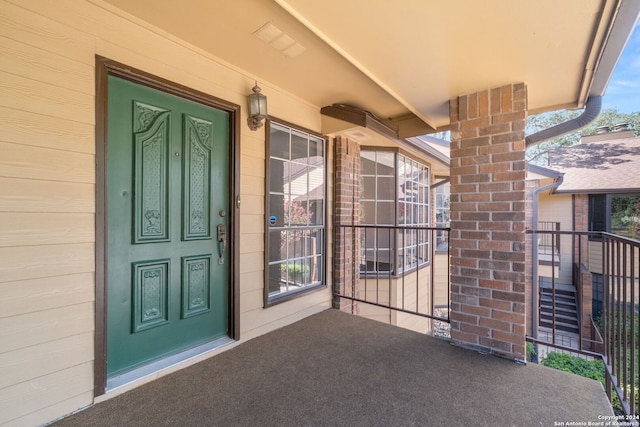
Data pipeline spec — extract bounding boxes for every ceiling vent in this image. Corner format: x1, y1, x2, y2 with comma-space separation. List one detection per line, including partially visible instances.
253, 22, 306, 58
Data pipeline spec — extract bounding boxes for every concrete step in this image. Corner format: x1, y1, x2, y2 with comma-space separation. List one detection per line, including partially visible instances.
539, 319, 580, 334
540, 289, 576, 299
540, 298, 576, 310
539, 311, 579, 326
538, 279, 579, 334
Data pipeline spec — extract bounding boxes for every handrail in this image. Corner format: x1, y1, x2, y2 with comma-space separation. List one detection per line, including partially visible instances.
527, 229, 640, 416
333, 224, 451, 330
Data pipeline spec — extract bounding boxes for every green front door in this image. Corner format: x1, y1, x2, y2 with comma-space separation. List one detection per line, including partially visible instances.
106, 76, 229, 378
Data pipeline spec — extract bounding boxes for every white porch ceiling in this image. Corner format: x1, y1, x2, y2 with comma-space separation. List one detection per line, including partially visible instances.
103, 0, 639, 133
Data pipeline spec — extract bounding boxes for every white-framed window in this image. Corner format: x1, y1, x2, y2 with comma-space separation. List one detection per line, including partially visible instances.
360, 150, 430, 275
266, 121, 326, 304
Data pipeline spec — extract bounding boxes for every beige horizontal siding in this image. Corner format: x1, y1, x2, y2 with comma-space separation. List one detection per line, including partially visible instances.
0, 332, 93, 389
0, 5, 98, 419
240, 270, 264, 294
0, 177, 94, 213
241, 194, 265, 216
433, 253, 450, 307
358, 304, 392, 324
0, 362, 93, 426
0, 35, 94, 94
9, 392, 94, 427
0, 243, 94, 283
239, 233, 264, 254
0, 2, 94, 64
0, 107, 95, 154
241, 292, 331, 340
241, 214, 264, 235
0, 71, 94, 124
0, 213, 94, 247
0, 142, 95, 183
538, 194, 574, 283
240, 174, 266, 196
0, 273, 95, 318
0, 0, 327, 425
238, 251, 264, 274
0, 302, 93, 354
240, 288, 265, 314
241, 154, 267, 178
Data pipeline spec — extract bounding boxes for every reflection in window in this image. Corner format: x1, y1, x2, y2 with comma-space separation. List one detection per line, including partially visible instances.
360, 151, 430, 275
589, 194, 640, 239
266, 122, 325, 303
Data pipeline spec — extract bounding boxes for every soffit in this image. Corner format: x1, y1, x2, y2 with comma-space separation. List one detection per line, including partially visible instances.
103, 0, 633, 132
322, 120, 450, 177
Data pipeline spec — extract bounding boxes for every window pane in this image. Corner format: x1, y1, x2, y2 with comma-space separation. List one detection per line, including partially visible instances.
377, 201, 395, 225
267, 262, 285, 296
377, 177, 394, 200
611, 194, 640, 238
268, 230, 286, 263
269, 158, 287, 194
309, 136, 324, 159
419, 205, 428, 225
376, 152, 395, 176
286, 199, 310, 226
290, 130, 308, 161
398, 201, 408, 225
361, 151, 377, 174
589, 195, 607, 232
289, 163, 308, 197
362, 201, 376, 224
308, 165, 324, 198
362, 176, 376, 199
268, 194, 286, 227
270, 125, 289, 159
310, 255, 323, 283
421, 185, 429, 207
310, 199, 324, 225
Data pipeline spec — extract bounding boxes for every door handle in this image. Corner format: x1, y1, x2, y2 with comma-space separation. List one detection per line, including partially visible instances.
217, 224, 227, 264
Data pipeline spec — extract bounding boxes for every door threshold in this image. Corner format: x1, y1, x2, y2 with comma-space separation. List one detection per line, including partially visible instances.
105, 336, 235, 396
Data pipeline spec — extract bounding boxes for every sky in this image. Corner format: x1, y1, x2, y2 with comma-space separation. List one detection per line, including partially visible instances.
602, 22, 640, 113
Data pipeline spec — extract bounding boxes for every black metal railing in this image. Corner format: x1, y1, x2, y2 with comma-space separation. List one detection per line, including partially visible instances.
333, 225, 450, 332
527, 229, 640, 416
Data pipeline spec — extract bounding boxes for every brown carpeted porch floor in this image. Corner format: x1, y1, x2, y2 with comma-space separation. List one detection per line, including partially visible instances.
53, 309, 613, 426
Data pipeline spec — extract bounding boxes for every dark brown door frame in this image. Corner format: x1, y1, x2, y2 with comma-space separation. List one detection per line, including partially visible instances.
94, 56, 241, 396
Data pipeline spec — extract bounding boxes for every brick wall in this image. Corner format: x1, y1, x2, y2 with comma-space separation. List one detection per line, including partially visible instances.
333, 136, 361, 313
448, 83, 528, 361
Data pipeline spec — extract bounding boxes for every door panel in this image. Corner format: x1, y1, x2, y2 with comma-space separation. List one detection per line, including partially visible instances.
106, 76, 229, 378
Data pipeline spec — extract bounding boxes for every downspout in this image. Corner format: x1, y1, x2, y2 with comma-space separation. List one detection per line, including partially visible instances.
525, 95, 602, 148
527, 95, 600, 341
531, 175, 563, 341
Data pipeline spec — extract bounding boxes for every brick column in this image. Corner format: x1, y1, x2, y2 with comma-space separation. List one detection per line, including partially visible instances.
449, 83, 528, 361
333, 136, 360, 313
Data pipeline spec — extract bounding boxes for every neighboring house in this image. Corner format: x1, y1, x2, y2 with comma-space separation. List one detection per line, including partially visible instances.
1, 1, 638, 425
527, 127, 640, 346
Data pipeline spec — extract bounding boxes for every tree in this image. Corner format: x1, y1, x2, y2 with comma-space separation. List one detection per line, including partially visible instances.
526, 108, 640, 165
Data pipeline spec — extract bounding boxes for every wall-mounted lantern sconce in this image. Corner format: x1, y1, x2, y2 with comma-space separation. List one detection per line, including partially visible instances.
247, 82, 268, 131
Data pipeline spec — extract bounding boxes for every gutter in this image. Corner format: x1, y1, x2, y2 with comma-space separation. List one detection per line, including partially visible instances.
525, 96, 602, 148
531, 174, 564, 341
